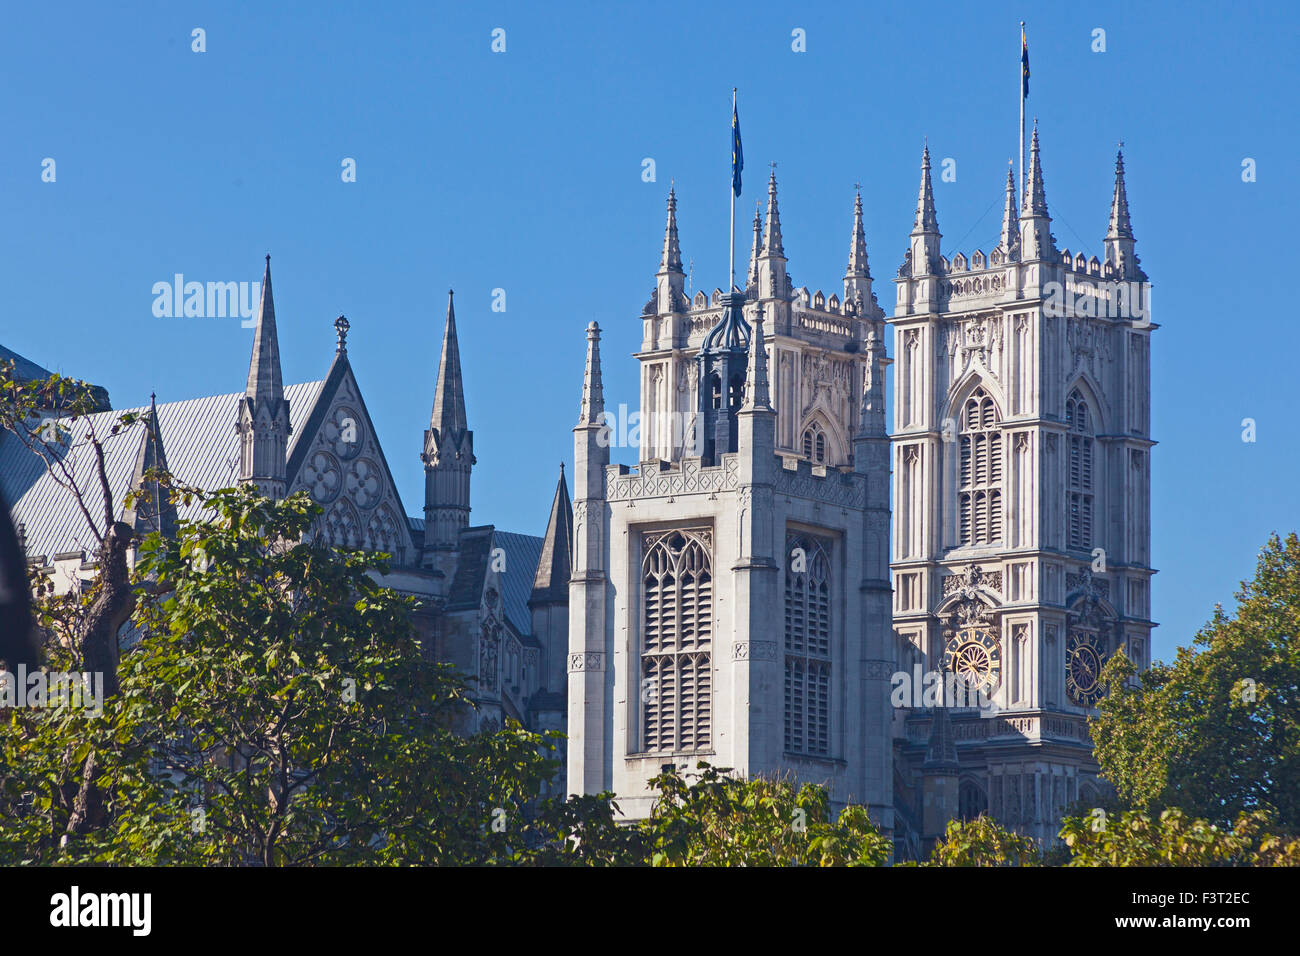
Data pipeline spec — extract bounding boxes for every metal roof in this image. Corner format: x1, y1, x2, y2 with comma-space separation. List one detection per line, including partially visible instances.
3, 381, 325, 560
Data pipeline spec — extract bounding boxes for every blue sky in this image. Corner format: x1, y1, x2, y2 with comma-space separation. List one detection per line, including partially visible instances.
1, 1, 1296, 663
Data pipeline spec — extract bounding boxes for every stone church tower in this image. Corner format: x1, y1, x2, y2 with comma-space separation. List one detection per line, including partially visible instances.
568, 175, 895, 825
890, 130, 1154, 846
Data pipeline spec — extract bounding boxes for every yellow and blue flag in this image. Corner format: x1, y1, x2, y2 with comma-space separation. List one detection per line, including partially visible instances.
731, 99, 743, 196
1021, 29, 1030, 97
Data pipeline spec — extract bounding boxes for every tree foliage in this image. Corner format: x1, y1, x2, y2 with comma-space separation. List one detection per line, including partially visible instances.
1090, 532, 1300, 828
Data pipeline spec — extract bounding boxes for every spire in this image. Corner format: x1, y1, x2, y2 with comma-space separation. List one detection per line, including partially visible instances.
1104, 145, 1143, 280
530, 465, 573, 605
578, 321, 604, 425
422, 290, 474, 557
846, 188, 871, 280
740, 305, 771, 412
1019, 122, 1054, 261
245, 254, 283, 412
999, 162, 1021, 259
237, 254, 289, 497
912, 145, 940, 236
1107, 146, 1134, 240
659, 186, 684, 274
908, 145, 942, 276
1021, 122, 1049, 217
124, 393, 177, 538
429, 290, 468, 440
746, 202, 763, 291
923, 705, 959, 770
756, 166, 787, 299
762, 167, 784, 258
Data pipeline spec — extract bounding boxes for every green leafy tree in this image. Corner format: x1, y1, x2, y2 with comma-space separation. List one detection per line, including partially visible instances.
919, 815, 1042, 866
1090, 533, 1300, 828
1060, 807, 1300, 867
639, 762, 891, 867
0, 484, 615, 865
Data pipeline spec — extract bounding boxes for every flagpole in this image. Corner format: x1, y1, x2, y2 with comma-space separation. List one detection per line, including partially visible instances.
729, 87, 737, 293
1019, 21, 1026, 195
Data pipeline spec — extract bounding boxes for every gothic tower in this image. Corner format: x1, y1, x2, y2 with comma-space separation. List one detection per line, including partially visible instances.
422, 290, 475, 569
237, 255, 290, 498
569, 178, 895, 828
890, 131, 1155, 846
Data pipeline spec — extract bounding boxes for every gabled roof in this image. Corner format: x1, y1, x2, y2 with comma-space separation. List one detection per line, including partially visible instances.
4, 381, 324, 561
444, 525, 543, 638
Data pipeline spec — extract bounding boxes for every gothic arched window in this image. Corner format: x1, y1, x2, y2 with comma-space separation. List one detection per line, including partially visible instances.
1066, 390, 1094, 551
784, 533, 832, 756
641, 529, 713, 753
959, 388, 1002, 546
801, 421, 827, 464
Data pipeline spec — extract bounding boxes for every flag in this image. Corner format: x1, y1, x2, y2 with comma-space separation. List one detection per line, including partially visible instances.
1021, 29, 1030, 98
731, 98, 743, 197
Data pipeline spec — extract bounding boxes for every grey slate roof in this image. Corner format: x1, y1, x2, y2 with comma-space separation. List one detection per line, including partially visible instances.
443, 525, 542, 638
3, 381, 324, 561
495, 531, 543, 637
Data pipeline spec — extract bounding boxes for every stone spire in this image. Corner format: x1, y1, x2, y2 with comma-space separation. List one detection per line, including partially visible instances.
756, 168, 787, 298
844, 188, 874, 307
1105, 146, 1143, 279
1021, 122, 1049, 217
530, 464, 573, 606
999, 162, 1020, 260
422, 289, 474, 556
660, 186, 683, 273
124, 393, 177, 539
655, 187, 686, 313
244, 255, 283, 410
746, 202, 763, 293
762, 167, 783, 258
578, 321, 604, 425
740, 305, 771, 412
913, 145, 940, 235
1019, 123, 1054, 261
909, 145, 942, 276
429, 290, 468, 441
236, 254, 290, 497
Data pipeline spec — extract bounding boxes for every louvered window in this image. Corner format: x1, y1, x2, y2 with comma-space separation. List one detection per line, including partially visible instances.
958, 389, 1003, 546
1066, 390, 1095, 550
641, 529, 713, 753
784, 534, 832, 756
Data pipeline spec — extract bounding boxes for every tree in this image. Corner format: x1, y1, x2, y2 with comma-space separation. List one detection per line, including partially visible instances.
0, 364, 141, 698
1060, 807, 1300, 867
919, 815, 1041, 867
0, 483, 611, 865
638, 762, 891, 866
1090, 532, 1300, 828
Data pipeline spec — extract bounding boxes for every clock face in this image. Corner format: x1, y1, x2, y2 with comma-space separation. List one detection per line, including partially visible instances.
944, 624, 1002, 697
1066, 631, 1106, 707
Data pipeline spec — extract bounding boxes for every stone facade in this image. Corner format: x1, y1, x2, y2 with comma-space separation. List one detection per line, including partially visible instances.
568, 177, 895, 826
889, 132, 1154, 847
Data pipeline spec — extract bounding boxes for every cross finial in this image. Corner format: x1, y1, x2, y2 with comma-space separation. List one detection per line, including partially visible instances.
770, 161, 777, 172
853, 180, 861, 192
334, 314, 350, 351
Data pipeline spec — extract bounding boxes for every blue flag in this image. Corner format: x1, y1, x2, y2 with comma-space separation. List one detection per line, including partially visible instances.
1021, 31, 1030, 97
731, 100, 743, 196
